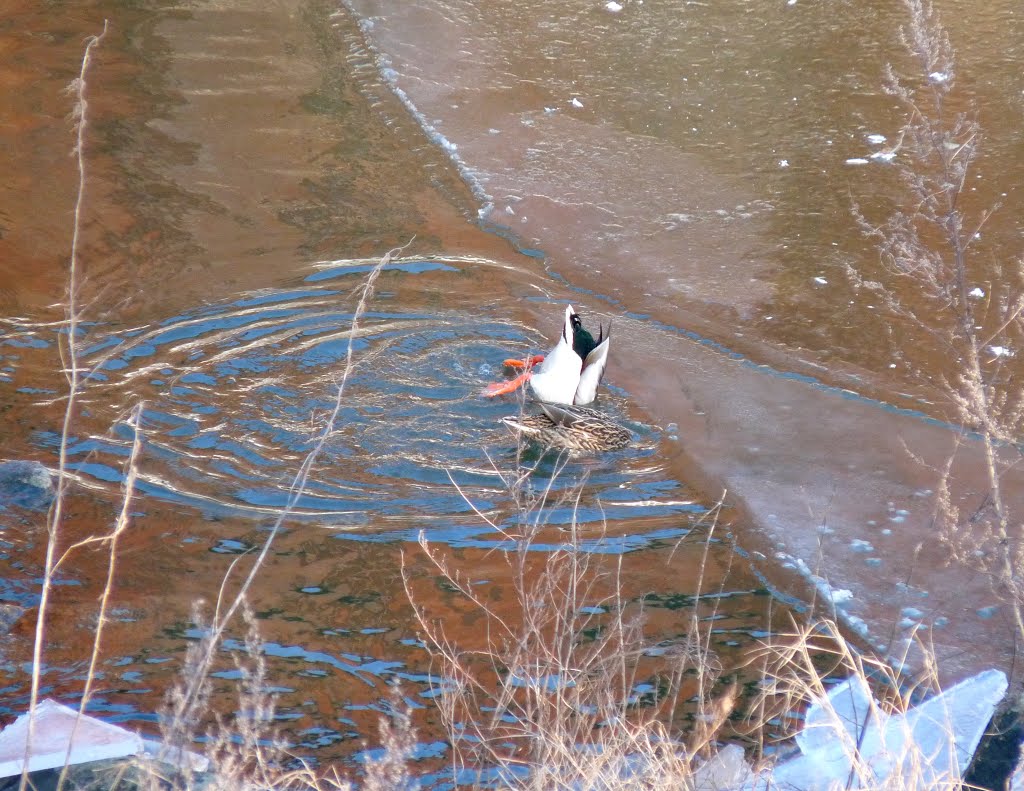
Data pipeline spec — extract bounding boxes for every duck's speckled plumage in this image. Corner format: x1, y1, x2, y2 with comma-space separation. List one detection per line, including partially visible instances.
502, 402, 630, 452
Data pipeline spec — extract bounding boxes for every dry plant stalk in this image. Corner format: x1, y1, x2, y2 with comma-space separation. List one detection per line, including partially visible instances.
21, 21, 109, 791
403, 463, 735, 789
170, 239, 414, 725
22, 10, 418, 785
131, 604, 292, 791
135, 241, 413, 788
845, 0, 1024, 638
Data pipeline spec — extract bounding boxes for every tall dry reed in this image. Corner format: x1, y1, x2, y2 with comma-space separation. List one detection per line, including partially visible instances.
846, 0, 1024, 643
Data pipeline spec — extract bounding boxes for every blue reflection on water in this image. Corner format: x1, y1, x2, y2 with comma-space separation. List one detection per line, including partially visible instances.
49, 259, 697, 554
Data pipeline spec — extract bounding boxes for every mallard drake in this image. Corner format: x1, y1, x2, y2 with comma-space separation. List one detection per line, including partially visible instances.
502, 402, 630, 452
483, 305, 610, 405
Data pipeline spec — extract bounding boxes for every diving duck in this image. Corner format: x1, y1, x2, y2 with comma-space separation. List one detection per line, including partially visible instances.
502, 402, 630, 452
483, 305, 610, 405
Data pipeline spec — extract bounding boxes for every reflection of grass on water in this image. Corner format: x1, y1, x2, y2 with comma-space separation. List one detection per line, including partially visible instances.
18, 1, 1009, 790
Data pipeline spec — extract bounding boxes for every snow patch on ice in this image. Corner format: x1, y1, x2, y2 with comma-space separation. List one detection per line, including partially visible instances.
829, 588, 854, 605
968, 287, 985, 298
606, 1, 624, 11
845, 157, 870, 165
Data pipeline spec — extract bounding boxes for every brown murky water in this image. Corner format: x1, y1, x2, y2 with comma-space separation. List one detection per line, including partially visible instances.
2, 0, 1022, 778
0, 0, 794, 774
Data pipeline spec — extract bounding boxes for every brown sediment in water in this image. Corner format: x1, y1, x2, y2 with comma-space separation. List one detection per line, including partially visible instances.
2, 487, 784, 763
2, 1, 1020, 782
0, 0, 787, 771
343, 0, 1024, 686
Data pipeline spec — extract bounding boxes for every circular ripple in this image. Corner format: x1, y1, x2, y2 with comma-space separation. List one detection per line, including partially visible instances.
31, 256, 706, 544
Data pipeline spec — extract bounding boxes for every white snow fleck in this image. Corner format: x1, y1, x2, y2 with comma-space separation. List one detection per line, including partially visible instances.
606, 0, 623, 10
929, 71, 951, 83
813, 276, 828, 285
867, 133, 887, 144
845, 157, 870, 165
990, 345, 1014, 358
570, 97, 584, 108
829, 588, 854, 605
504, 205, 516, 215
870, 149, 897, 161
968, 287, 985, 298
850, 539, 873, 553
487, 128, 501, 135
779, 158, 790, 168
843, 614, 870, 637
543, 106, 558, 114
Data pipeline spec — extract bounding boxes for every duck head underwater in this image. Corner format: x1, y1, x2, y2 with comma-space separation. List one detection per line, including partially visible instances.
484, 305, 629, 452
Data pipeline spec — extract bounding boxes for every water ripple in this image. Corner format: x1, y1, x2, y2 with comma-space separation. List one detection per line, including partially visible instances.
21, 256, 704, 547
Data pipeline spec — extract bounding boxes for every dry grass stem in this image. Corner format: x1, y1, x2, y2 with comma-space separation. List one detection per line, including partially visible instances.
21, 21, 108, 791
846, 0, 1024, 654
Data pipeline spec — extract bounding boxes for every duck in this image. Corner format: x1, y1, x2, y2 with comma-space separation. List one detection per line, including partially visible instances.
482, 305, 610, 405
502, 402, 630, 452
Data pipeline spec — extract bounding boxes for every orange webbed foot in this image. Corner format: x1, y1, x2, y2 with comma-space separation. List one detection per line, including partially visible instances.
481, 369, 532, 398
502, 354, 545, 370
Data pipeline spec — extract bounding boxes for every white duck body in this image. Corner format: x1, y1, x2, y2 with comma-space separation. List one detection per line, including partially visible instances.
528, 306, 582, 404
528, 305, 610, 405
574, 333, 609, 404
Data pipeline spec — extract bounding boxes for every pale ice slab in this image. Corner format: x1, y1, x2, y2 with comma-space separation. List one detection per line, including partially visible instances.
687, 669, 1006, 790
0, 699, 208, 778
754, 668, 1007, 790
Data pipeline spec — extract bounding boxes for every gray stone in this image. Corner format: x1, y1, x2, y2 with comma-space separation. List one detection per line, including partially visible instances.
0, 461, 54, 511
0, 604, 24, 637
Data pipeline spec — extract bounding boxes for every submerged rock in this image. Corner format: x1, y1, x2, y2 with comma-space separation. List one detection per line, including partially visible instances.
0, 461, 54, 511
0, 604, 25, 639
